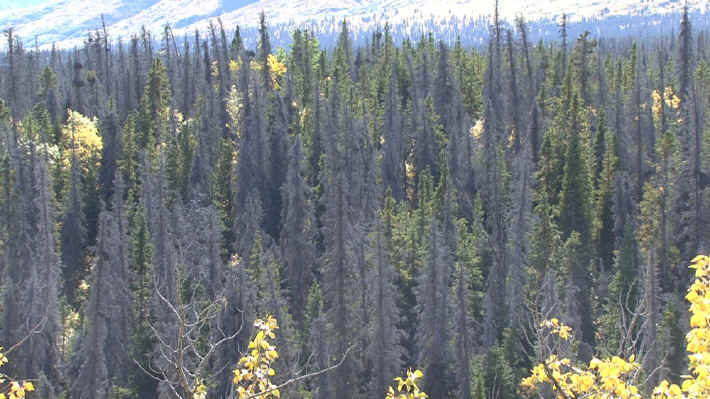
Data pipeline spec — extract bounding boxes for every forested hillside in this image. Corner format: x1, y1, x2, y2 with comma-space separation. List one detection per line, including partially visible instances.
1, 4, 709, 398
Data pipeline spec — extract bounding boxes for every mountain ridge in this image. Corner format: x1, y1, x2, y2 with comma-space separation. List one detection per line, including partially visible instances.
1, 0, 708, 49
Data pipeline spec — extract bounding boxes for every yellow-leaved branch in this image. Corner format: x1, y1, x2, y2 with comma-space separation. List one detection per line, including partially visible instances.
233, 315, 281, 399
0, 347, 34, 399
521, 254, 710, 399
386, 369, 428, 399
228, 314, 427, 399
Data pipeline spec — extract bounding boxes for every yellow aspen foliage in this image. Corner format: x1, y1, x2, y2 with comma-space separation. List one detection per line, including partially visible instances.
521, 319, 641, 399
267, 54, 287, 89
192, 379, 208, 399
249, 54, 287, 89
652, 255, 710, 398
229, 59, 240, 73
61, 109, 102, 170
228, 314, 429, 399
386, 369, 428, 399
233, 315, 281, 399
0, 347, 35, 399
540, 318, 573, 340
266, 53, 286, 74
651, 87, 681, 129
470, 119, 484, 140
522, 255, 710, 399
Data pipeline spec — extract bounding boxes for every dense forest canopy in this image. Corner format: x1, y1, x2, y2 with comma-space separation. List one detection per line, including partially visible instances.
1, 4, 710, 398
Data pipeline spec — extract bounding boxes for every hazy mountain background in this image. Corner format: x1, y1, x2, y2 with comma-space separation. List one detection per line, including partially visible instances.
1, 0, 709, 49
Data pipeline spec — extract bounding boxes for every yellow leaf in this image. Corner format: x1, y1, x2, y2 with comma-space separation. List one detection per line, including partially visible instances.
396, 377, 405, 391
691, 255, 707, 265
691, 313, 707, 328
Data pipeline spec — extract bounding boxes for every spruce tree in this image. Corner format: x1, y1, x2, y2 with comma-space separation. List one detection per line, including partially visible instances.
558, 94, 595, 346
368, 215, 403, 398
280, 136, 316, 330
60, 149, 87, 311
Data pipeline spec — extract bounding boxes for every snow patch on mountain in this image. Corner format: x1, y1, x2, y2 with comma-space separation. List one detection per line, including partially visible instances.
0, 0, 707, 49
